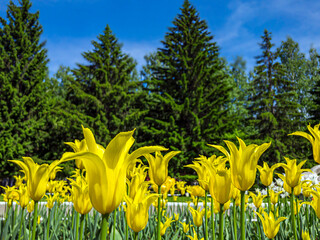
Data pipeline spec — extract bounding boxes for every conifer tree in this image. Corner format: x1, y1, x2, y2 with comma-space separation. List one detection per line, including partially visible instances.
142, 0, 233, 178
308, 49, 320, 123
67, 25, 143, 144
0, 0, 49, 177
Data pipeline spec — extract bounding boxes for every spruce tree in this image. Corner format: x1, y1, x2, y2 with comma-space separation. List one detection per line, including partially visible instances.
67, 25, 143, 145
308, 49, 320, 123
0, 0, 49, 177
248, 31, 304, 164
142, 0, 233, 178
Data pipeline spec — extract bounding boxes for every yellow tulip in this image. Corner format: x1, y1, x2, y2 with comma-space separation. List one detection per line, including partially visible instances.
27, 200, 34, 213
187, 228, 204, 240
144, 151, 180, 186
269, 189, 282, 205
187, 185, 205, 198
18, 184, 30, 209
305, 190, 320, 218
49, 166, 63, 180
9, 157, 62, 201
62, 126, 167, 215
160, 216, 174, 236
278, 157, 311, 189
14, 175, 25, 188
289, 123, 320, 163
302, 230, 311, 240
189, 207, 205, 227
257, 162, 281, 187
45, 194, 56, 209
213, 198, 231, 214
180, 221, 192, 234
209, 137, 271, 191
174, 213, 179, 221
208, 167, 233, 205
176, 181, 186, 195
1, 185, 19, 207
69, 175, 92, 215
249, 192, 266, 209
127, 164, 148, 199
124, 182, 158, 233
185, 161, 210, 191
254, 210, 287, 239
65, 138, 92, 169
301, 181, 312, 198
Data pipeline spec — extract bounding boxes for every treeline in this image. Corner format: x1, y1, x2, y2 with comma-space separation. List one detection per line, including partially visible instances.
0, 0, 319, 179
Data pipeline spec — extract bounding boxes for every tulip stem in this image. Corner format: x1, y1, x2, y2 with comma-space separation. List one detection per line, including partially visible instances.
18, 208, 24, 240
205, 191, 208, 240
305, 196, 309, 229
101, 213, 110, 240
232, 199, 237, 239
31, 201, 39, 240
46, 208, 51, 240
80, 214, 85, 240
290, 191, 297, 240
157, 185, 162, 240
267, 186, 271, 213
113, 209, 117, 240
219, 204, 224, 240
76, 212, 80, 240
211, 197, 216, 240
134, 232, 139, 240
240, 191, 246, 240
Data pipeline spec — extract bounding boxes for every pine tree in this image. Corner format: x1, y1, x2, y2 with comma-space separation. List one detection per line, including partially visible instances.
0, 0, 49, 177
141, 0, 233, 178
67, 25, 143, 145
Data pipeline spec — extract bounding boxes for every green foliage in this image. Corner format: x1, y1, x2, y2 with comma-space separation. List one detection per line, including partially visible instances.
141, 0, 234, 176
0, 0, 50, 177
66, 25, 144, 146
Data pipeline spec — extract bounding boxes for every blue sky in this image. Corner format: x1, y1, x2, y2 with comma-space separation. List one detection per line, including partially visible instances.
1, 0, 320, 75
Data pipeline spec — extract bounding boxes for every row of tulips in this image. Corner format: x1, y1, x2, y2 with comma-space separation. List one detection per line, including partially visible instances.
0, 123, 320, 239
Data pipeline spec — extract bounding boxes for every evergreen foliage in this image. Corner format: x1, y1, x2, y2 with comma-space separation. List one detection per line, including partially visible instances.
308, 50, 320, 123
66, 25, 144, 145
248, 31, 308, 165
141, 0, 233, 177
0, 0, 49, 177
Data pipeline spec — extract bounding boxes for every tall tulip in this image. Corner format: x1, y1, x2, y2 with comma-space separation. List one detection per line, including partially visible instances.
62, 126, 167, 240
209, 137, 270, 240
254, 210, 287, 239
144, 150, 180, 240
124, 182, 158, 233
289, 123, 320, 163
257, 162, 280, 212
9, 157, 63, 240
278, 157, 310, 240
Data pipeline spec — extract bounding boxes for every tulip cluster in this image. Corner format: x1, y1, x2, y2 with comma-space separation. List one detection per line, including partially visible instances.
2, 123, 320, 240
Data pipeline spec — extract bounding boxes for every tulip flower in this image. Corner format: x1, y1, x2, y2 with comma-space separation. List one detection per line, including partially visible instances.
189, 206, 205, 227
269, 189, 283, 205
257, 162, 281, 187
289, 123, 320, 163
27, 200, 34, 213
209, 138, 271, 191
185, 161, 210, 191
187, 185, 205, 198
209, 137, 270, 240
1, 185, 19, 207
187, 228, 204, 240
125, 182, 159, 233
176, 181, 186, 195
62, 126, 167, 240
160, 216, 174, 236
62, 126, 167, 215
9, 157, 62, 202
69, 176, 92, 215
302, 230, 311, 240
14, 175, 25, 188
180, 221, 192, 234
144, 151, 180, 187
17, 184, 30, 209
255, 210, 287, 239
279, 157, 311, 189
305, 190, 320, 218
249, 192, 266, 209
127, 164, 148, 199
